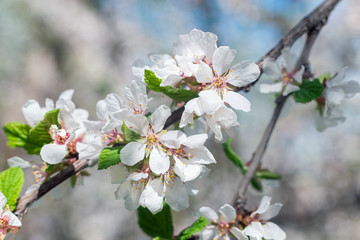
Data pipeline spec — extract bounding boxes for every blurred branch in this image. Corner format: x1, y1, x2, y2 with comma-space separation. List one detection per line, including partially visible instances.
237, 0, 342, 92
234, 0, 341, 210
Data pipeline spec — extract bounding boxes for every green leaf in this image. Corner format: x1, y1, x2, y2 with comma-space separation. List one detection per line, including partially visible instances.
222, 138, 245, 172
317, 72, 331, 84
256, 170, 282, 180
145, 70, 198, 102
3, 122, 42, 155
122, 122, 141, 142
98, 147, 123, 170
153, 238, 171, 240
138, 203, 174, 239
28, 108, 60, 145
293, 79, 324, 103
0, 167, 24, 211
176, 217, 209, 240
250, 176, 263, 192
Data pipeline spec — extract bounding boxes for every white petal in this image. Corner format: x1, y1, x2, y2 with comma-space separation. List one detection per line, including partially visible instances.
179, 98, 203, 128
226, 61, 260, 87
261, 203, 283, 220
109, 164, 129, 184
139, 178, 164, 214
325, 88, 345, 105
199, 206, 219, 222
219, 204, 236, 222
128, 172, 149, 182
149, 148, 170, 175
251, 196, 271, 217
223, 91, 251, 112
262, 222, 286, 240
120, 142, 146, 166
165, 178, 189, 211
96, 99, 107, 120
0, 192, 6, 209
184, 133, 208, 148
174, 156, 204, 182
230, 227, 248, 240
198, 90, 223, 114
283, 84, 300, 96
161, 74, 183, 87
6, 210, 22, 227
125, 80, 148, 109
341, 80, 360, 95
22, 100, 44, 126
200, 227, 217, 240
280, 47, 297, 71
243, 222, 264, 239
187, 147, 216, 164
293, 66, 304, 84
40, 143, 67, 164
259, 82, 283, 94
7, 156, 31, 169
159, 130, 187, 148
263, 57, 282, 76
58, 89, 74, 100
195, 61, 214, 83
151, 105, 171, 133
212, 46, 236, 75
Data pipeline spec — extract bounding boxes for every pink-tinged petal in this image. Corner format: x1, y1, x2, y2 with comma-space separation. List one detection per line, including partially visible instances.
212, 46, 236, 75
263, 57, 282, 76
219, 204, 236, 222
22, 100, 44, 126
227, 61, 260, 87
243, 222, 264, 239
0, 192, 6, 209
262, 222, 286, 240
165, 178, 189, 211
159, 130, 187, 148
259, 82, 283, 94
199, 207, 219, 222
261, 203, 283, 221
139, 178, 164, 214
184, 133, 208, 148
200, 227, 217, 240
151, 105, 171, 133
120, 142, 146, 166
223, 91, 251, 112
195, 61, 214, 83
251, 196, 271, 217
149, 148, 170, 175
40, 143, 67, 164
230, 227, 248, 240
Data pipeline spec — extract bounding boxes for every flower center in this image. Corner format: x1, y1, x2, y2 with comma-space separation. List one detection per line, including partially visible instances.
214, 220, 234, 237
0, 216, 10, 230
281, 70, 295, 85
102, 129, 124, 145
129, 102, 146, 115
55, 129, 70, 144
161, 168, 176, 189
145, 124, 160, 150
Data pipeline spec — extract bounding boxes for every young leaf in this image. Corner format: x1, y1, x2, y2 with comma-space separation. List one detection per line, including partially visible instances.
317, 72, 331, 84
222, 138, 245, 172
3, 122, 42, 154
250, 176, 263, 192
0, 167, 24, 211
138, 203, 174, 239
98, 147, 123, 170
176, 217, 209, 240
256, 170, 282, 180
293, 79, 324, 103
144, 70, 198, 102
28, 108, 60, 145
122, 122, 141, 142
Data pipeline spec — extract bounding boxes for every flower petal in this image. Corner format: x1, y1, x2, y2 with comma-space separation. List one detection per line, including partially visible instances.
174, 156, 205, 182
212, 46, 236, 75
251, 196, 271, 217
0, 192, 6, 209
180, 98, 203, 128
230, 227, 248, 240
195, 61, 214, 83
40, 143, 67, 164
283, 84, 300, 96
198, 90, 223, 114
7, 156, 31, 169
261, 203, 283, 220
262, 222, 286, 240
184, 133, 208, 148
21, 100, 44, 126
263, 58, 282, 76
109, 164, 129, 184
149, 148, 170, 174
186, 147, 216, 164
139, 178, 164, 214
159, 130, 187, 148
199, 207, 219, 222
243, 222, 264, 239
151, 105, 171, 133
200, 227, 217, 240
226, 61, 260, 87
165, 178, 189, 211
259, 82, 283, 94
219, 204, 236, 222
120, 142, 146, 166
223, 91, 251, 112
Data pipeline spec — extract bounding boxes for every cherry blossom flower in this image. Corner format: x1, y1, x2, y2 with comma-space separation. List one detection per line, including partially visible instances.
199, 204, 247, 240
0, 191, 21, 239
260, 47, 304, 96
243, 196, 286, 240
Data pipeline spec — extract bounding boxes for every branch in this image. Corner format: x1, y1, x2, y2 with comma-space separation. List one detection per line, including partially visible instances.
236, 0, 342, 92
234, 0, 341, 209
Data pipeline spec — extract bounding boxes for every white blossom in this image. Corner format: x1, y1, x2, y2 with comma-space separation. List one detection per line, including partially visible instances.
0, 191, 22, 239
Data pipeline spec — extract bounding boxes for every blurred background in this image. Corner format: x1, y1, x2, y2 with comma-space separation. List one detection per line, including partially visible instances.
1, 0, 360, 239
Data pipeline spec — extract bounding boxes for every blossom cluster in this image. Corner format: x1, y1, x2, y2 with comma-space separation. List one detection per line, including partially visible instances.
0, 191, 21, 240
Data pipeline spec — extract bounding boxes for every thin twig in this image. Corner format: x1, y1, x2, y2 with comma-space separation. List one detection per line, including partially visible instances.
234, 0, 341, 209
